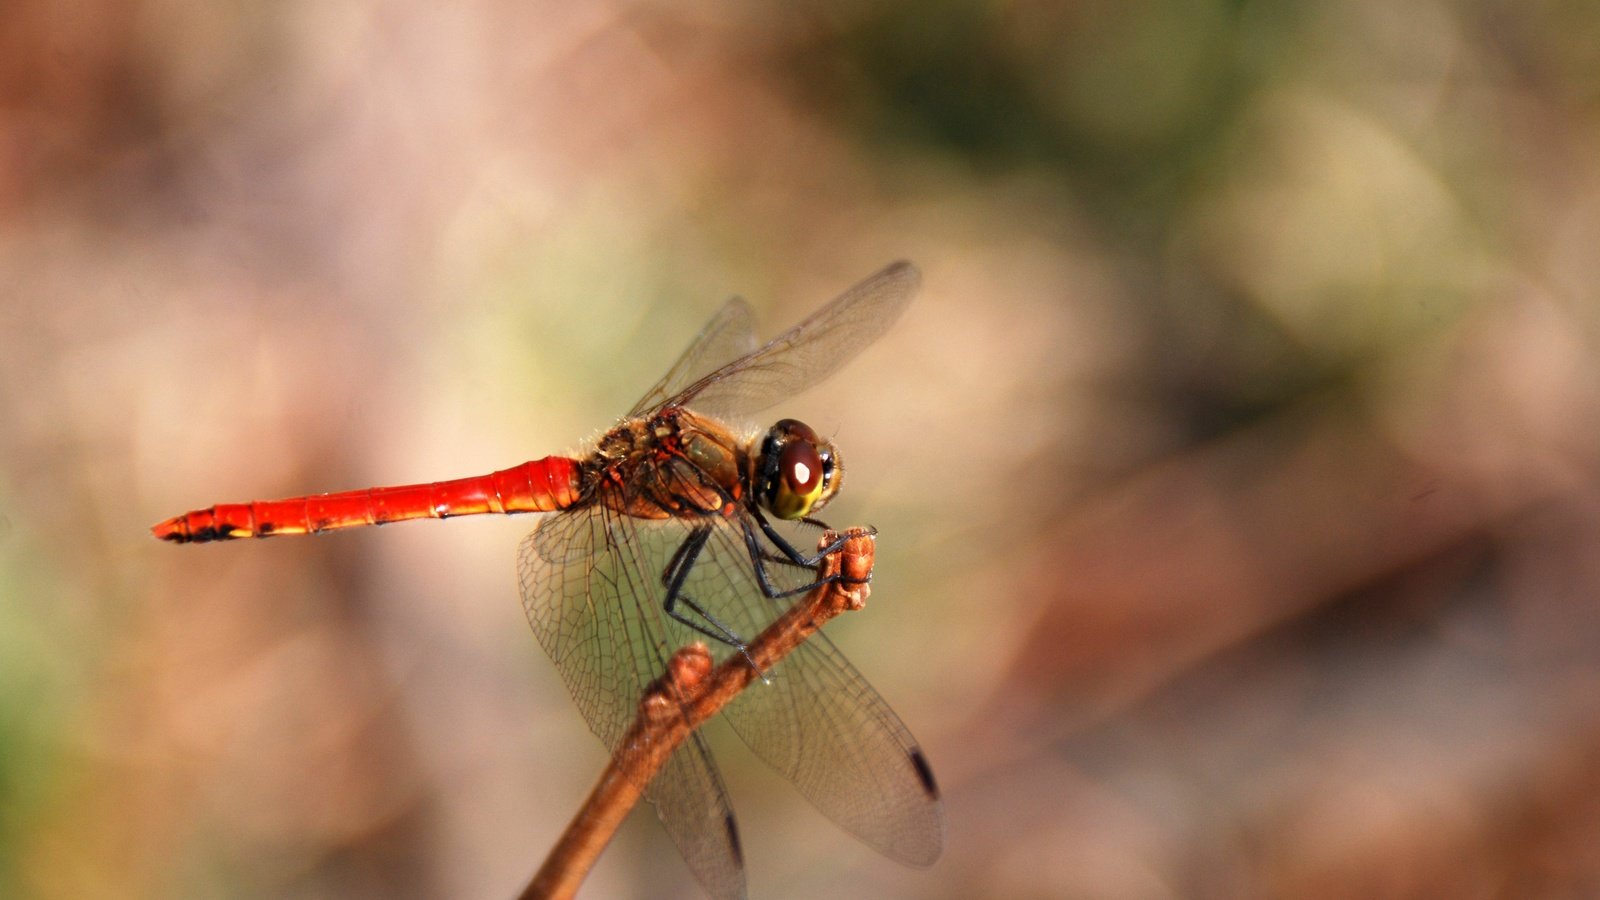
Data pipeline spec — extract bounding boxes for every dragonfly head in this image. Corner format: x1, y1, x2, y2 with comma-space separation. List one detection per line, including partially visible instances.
756, 418, 842, 520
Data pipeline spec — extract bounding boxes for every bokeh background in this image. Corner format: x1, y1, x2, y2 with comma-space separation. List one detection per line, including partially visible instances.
6, 1, 1600, 897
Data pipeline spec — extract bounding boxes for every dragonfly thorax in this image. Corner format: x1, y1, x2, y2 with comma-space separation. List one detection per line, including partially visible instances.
585, 407, 750, 519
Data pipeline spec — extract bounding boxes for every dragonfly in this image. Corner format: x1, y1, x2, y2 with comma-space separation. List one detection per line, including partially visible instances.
152, 261, 943, 898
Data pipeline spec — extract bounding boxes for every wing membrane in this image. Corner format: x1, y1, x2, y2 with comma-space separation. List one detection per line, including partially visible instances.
635, 262, 920, 420
694, 519, 944, 865
520, 507, 747, 899
519, 505, 943, 889
629, 296, 759, 419
596, 510, 944, 861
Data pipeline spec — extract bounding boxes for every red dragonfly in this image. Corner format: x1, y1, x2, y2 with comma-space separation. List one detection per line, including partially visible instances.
153, 261, 943, 898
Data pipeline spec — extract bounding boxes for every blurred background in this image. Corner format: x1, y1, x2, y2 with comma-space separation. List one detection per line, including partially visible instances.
6, 1, 1600, 897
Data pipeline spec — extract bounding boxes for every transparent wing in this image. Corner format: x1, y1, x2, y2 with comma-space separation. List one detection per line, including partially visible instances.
637, 261, 921, 421
676, 517, 945, 864
519, 506, 748, 900
628, 296, 759, 419
654, 733, 745, 900
730, 629, 944, 864
520, 501, 943, 886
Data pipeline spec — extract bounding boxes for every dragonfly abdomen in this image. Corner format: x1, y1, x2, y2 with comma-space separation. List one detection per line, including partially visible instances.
151, 457, 584, 543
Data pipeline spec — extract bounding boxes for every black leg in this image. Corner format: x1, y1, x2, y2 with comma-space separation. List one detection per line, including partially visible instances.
739, 510, 874, 602
660, 525, 759, 670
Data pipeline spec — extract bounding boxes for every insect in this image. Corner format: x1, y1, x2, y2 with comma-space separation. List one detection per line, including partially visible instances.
154, 262, 943, 897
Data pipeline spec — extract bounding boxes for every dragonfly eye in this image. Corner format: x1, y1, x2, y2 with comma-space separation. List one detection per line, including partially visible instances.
762, 419, 841, 519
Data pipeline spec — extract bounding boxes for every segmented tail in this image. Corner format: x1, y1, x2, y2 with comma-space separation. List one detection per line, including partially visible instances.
152, 457, 583, 543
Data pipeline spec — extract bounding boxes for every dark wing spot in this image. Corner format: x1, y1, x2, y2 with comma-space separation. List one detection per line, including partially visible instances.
910, 748, 940, 799
724, 813, 743, 868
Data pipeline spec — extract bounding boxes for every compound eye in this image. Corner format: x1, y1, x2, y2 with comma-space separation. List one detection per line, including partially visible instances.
782, 439, 822, 494
770, 439, 825, 519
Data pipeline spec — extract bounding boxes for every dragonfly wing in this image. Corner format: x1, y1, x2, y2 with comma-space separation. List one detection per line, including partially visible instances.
689, 519, 945, 865
651, 732, 748, 900
727, 630, 944, 865
629, 296, 760, 419
519, 506, 748, 899
667, 261, 920, 421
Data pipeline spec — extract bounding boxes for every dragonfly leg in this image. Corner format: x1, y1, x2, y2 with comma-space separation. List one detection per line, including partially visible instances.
662, 525, 760, 672
762, 511, 875, 569
740, 512, 872, 602
756, 512, 827, 566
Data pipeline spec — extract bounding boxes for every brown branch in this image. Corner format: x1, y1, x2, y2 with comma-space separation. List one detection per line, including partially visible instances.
519, 527, 877, 900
